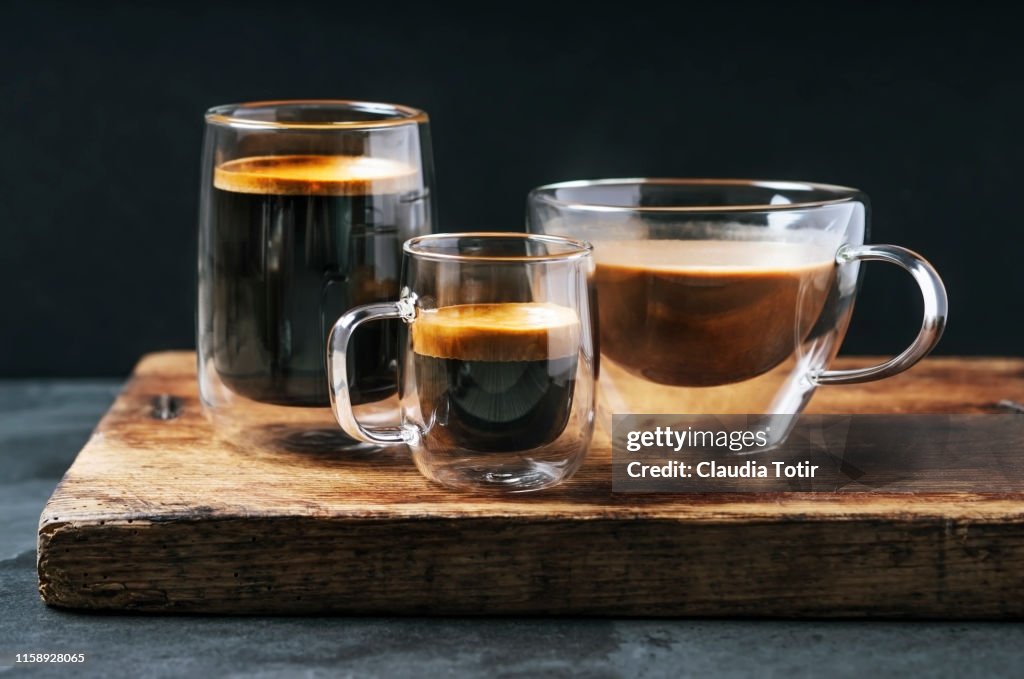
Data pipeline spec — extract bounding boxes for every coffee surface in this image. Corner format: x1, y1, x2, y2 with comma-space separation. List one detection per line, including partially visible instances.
412, 303, 581, 361
593, 240, 836, 386
412, 303, 580, 452
213, 154, 419, 195
211, 154, 420, 407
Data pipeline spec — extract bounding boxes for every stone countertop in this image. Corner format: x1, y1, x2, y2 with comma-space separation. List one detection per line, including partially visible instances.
2, 380, 1024, 678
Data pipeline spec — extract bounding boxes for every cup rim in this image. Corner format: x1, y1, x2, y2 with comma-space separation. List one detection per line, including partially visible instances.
204, 99, 428, 130
529, 178, 863, 213
404, 232, 594, 263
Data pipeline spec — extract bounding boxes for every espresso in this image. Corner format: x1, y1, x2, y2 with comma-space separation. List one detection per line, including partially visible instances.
211, 155, 421, 406
412, 303, 580, 452
594, 240, 836, 386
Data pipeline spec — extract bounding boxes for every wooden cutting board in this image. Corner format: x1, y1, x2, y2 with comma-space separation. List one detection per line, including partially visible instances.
37, 352, 1024, 616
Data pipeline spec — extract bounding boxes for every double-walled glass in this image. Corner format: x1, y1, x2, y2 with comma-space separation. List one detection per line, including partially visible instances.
197, 100, 435, 448
528, 179, 947, 448
328, 233, 597, 492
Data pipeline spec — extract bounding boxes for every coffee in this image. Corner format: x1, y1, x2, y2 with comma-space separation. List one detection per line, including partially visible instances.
593, 240, 836, 386
210, 154, 421, 407
412, 303, 580, 452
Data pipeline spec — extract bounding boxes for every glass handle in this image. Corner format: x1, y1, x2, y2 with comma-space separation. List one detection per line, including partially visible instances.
814, 244, 948, 386
327, 299, 418, 446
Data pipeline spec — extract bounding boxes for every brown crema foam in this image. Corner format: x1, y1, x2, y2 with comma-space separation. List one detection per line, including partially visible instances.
412, 303, 581, 362
213, 154, 420, 196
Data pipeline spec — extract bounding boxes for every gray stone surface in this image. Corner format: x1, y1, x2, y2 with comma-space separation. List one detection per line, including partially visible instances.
2, 380, 1024, 678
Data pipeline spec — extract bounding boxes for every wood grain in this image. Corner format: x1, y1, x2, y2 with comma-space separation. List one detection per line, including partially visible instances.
37, 352, 1024, 616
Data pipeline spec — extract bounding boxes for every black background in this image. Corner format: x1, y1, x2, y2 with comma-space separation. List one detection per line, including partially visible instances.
2, 1, 1021, 377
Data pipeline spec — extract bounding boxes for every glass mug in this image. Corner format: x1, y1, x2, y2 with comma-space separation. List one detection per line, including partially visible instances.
328, 233, 597, 492
527, 179, 947, 449
197, 100, 435, 449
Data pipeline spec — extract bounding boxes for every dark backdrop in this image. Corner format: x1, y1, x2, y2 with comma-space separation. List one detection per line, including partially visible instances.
2, 1, 1021, 377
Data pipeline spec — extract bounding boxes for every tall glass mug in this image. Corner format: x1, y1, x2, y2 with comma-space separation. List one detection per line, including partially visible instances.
527, 179, 948, 448
197, 100, 434, 448
328, 233, 597, 492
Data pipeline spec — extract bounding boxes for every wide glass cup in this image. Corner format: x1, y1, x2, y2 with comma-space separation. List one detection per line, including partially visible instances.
328, 233, 597, 492
197, 100, 435, 449
527, 179, 947, 449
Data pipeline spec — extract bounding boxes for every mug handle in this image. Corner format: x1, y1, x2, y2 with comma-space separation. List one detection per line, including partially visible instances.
326, 296, 419, 445
813, 244, 948, 385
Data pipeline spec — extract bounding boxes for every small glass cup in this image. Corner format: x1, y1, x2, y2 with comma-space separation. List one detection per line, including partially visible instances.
328, 233, 597, 492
